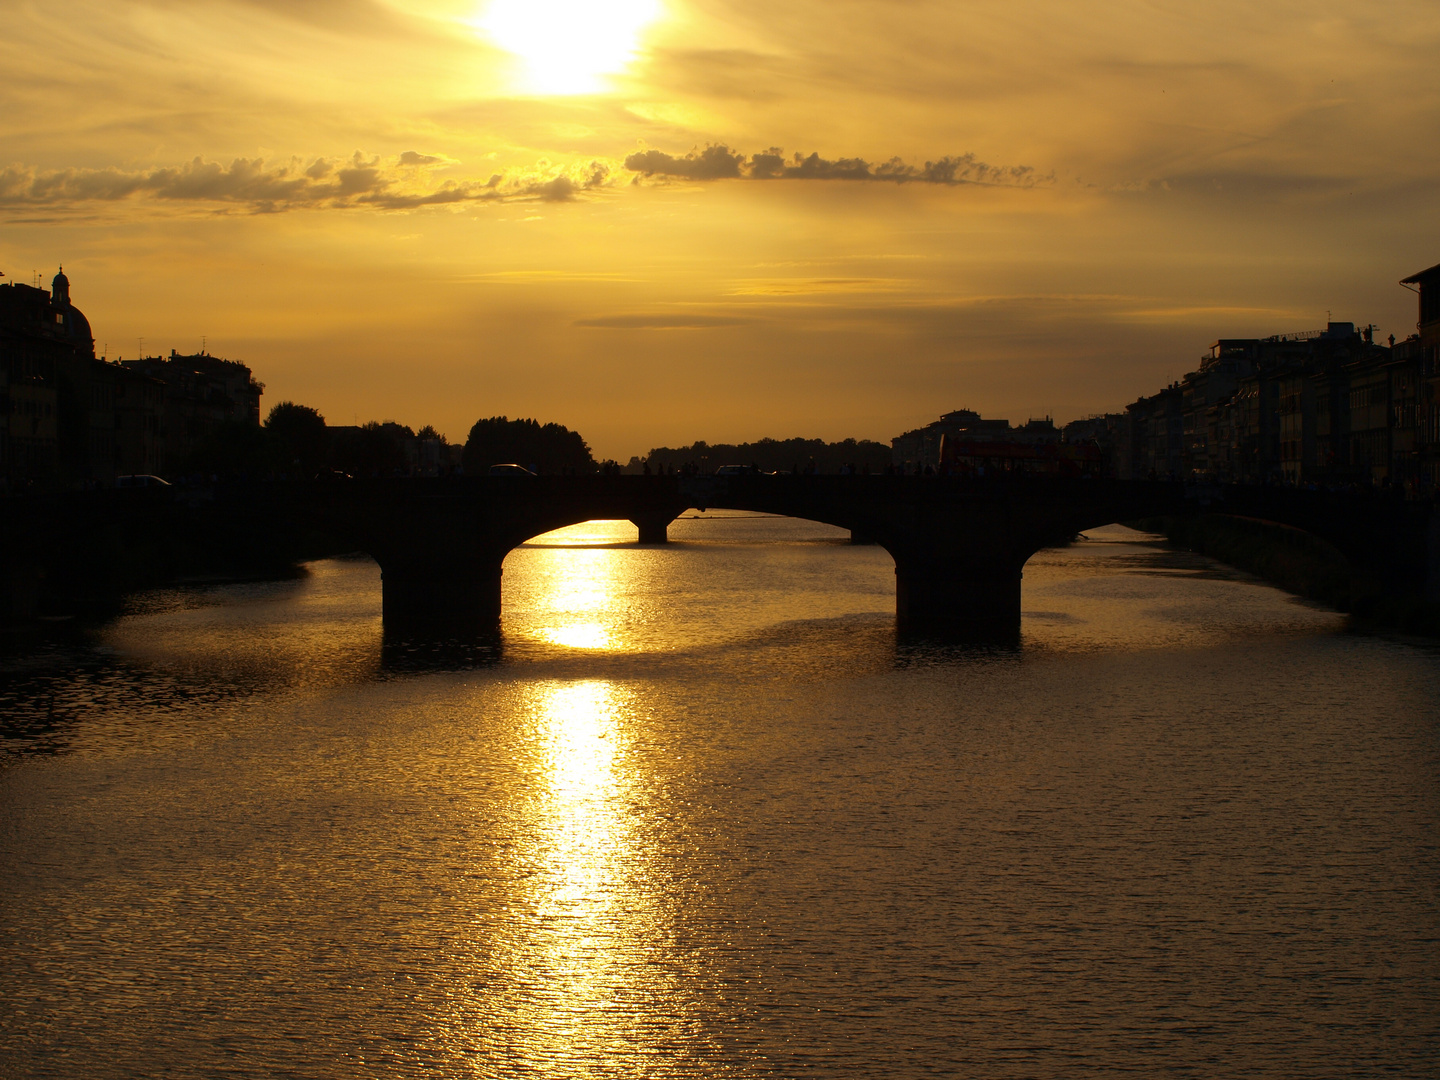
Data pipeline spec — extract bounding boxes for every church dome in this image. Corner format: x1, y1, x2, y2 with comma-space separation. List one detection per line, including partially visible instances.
47, 265, 93, 352
65, 306, 93, 350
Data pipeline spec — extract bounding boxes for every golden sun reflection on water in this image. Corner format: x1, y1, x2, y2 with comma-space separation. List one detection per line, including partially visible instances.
478, 678, 674, 1067
540, 623, 613, 650
525, 521, 633, 652
535, 680, 623, 911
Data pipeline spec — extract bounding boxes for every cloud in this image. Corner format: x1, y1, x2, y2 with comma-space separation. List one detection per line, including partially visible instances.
397, 151, 453, 167
624, 145, 744, 181
1113, 304, 1299, 324
576, 313, 753, 329
624, 146, 1049, 187
727, 278, 905, 296
0, 141, 1047, 219
0, 152, 613, 215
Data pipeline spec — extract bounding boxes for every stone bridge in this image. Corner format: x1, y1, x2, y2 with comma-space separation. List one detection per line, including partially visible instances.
262, 475, 1438, 639
6, 477, 1432, 636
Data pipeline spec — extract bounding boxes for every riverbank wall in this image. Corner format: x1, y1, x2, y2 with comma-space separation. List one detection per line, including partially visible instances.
2, 491, 343, 624
1137, 513, 1440, 636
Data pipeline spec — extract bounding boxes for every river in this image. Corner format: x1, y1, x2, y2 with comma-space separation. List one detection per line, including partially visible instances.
2, 515, 1437, 1078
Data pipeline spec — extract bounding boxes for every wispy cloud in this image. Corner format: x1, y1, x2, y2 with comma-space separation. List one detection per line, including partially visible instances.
575, 314, 753, 329
625, 145, 1050, 187
0, 152, 613, 215
1113, 304, 1300, 324
727, 277, 909, 296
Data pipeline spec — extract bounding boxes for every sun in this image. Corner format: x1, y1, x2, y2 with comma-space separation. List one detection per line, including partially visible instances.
475, 0, 663, 95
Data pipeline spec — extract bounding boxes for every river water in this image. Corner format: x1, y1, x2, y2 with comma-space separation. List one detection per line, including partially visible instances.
1, 516, 1437, 1078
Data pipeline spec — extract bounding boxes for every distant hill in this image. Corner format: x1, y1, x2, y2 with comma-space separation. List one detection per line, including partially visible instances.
635, 436, 891, 474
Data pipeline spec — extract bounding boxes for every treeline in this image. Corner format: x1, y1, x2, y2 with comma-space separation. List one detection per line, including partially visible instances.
267, 406, 604, 477
177, 404, 603, 479
185, 403, 893, 481
635, 437, 893, 475
182, 405, 460, 479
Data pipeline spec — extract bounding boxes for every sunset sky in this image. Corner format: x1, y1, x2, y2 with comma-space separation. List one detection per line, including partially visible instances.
2, 0, 1436, 458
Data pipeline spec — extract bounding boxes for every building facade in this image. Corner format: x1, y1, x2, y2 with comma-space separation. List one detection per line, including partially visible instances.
2, 269, 261, 488
0, 270, 90, 486
1400, 262, 1440, 488
120, 352, 264, 476
891, 409, 1058, 472
1110, 262, 1438, 492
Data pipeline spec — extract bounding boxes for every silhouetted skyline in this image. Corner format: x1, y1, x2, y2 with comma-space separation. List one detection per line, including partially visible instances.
1, 1, 1435, 460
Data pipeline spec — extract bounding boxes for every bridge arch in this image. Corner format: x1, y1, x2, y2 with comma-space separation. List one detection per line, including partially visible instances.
295, 475, 1434, 640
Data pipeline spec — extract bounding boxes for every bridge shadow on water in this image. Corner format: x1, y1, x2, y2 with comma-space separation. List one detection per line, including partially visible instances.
379, 629, 506, 672
373, 615, 1022, 679
892, 629, 1022, 668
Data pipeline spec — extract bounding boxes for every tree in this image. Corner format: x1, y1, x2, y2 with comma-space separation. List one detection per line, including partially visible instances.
462, 416, 595, 475
183, 421, 281, 480
264, 401, 328, 476
330, 421, 407, 476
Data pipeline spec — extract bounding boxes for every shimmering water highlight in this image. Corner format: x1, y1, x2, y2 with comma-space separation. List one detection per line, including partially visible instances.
2, 517, 1437, 1077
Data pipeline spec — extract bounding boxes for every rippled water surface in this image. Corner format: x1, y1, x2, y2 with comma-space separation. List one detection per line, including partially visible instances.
2, 516, 1438, 1078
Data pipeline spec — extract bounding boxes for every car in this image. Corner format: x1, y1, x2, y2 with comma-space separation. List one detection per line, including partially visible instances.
488, 463, 536, 476
714, 464, 760, 476
115, 474, 171, 488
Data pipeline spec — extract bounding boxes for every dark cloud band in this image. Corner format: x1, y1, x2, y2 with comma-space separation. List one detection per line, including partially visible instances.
624, 146, 1048, 187
0, 144, 1048, 217
0, 153, 609, 214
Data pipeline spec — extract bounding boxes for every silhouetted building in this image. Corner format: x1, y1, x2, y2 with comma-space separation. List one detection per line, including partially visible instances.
1, 269, 227, 486
0, 268, 96, 486
939, 434, 1102, 477
121, 350, 263, 474
1118, 321, 1399, 484
103, 363, 167, 479
1122, 384, 1183, 479
1060, 414, 1123, 477
891, 409, 1018, 470
1013, 417, 1061, 445
1401, 262, 1440, 488
1062, 413, 1121, 446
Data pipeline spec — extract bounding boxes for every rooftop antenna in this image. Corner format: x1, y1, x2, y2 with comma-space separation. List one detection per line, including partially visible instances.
138, 336, 145, 358
201, 335, 207, 355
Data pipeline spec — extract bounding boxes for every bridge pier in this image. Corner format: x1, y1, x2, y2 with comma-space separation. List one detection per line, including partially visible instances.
630, 511, 677, 544
892, 555, 1025, 640
379, 554, 503, 636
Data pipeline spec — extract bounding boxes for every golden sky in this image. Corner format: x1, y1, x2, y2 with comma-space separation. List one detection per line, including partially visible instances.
2, 0, 1436, 457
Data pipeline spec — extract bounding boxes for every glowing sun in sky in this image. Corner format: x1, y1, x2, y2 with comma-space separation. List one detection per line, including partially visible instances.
476, 0, 663, 94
